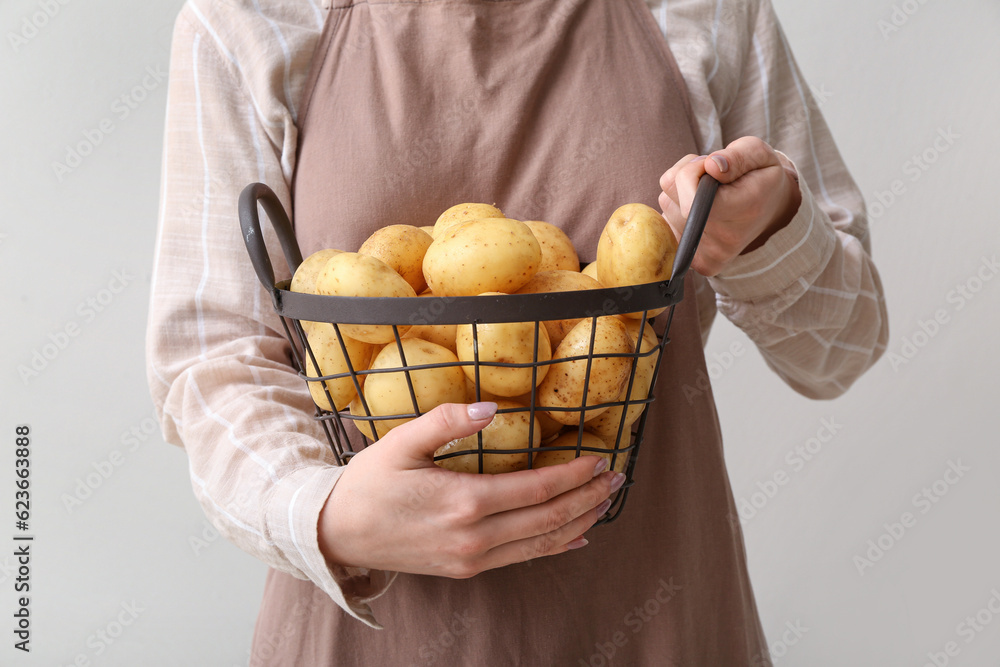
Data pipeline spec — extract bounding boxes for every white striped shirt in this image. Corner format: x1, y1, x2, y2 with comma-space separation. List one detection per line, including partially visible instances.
146, 0, 888, 628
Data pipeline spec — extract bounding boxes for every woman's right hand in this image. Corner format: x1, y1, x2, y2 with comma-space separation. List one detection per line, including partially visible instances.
317, 402, 625, 578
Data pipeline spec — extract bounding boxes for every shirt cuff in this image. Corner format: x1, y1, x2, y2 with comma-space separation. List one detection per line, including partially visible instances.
263, 463, 397, 629
707, 163, 837, 302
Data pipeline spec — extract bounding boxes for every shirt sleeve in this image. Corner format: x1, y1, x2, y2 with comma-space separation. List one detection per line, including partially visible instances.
664, 0, 889, 398
145, 9, 394, 628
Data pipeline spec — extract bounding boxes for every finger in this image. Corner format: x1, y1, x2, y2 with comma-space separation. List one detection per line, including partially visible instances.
482, 469, 623, 549
465, 454, 610, 516
704, 136, 781, 184
387, 402, 497, 468
478, 480, 618, 569
658, 153, 702, 201
673, 155, 709, 223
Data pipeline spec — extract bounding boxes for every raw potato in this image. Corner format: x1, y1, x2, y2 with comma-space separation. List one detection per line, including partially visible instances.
290, 248, 343, 295
581, 261, 600, 282
516, 270, 604, 348
423, 219, 542, 296
304, 323, 374, 411
537, 316, 634, 425
522, 220, 580, 272
315, 252, 416, 344
290, 248, 343, 330
402, 290, 458, 353
585, 318, 660, 437
433, 202, 504, 238
455, 298, 552, 397
349, 395, 379, 441
434, 400, 541, 474
359, 224, 434, 294
511, 392, 565, 441
362, 338, 467, 438
533, 430, 629, 474
419, 225, 436, 237
596, 203, 678, 319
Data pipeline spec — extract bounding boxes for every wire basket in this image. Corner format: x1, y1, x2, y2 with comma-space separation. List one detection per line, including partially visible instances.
238, 175, 718, 524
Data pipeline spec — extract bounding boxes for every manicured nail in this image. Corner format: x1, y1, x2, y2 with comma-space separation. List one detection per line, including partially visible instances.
593, 458, 608, 477
467, 402, 497, 421
609, 473, 626, 493
565, 536, 589, 550
596, 499, 612, 516
711, 155, 729, 172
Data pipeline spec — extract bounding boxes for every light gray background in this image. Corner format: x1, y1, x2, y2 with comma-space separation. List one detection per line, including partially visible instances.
1, 0, 997, 665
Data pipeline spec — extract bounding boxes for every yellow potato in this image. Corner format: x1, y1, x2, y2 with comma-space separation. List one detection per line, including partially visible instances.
522, 220, 580, 272
303, 323, 374, 412
402, 290, 457, 353
532, 430, 629, 474
358, 224, 434, 294
456, 298, 551, 397
516, 270, 604, 348
596, 203, 677, 319
510, 392, 565, 442
290, 248, 344, 331
419, 225, 436, 237
348, 394, 379, 441
290, 248, 343, 294
434, 400, 541, 474
432, 202, 504, 238
423, 219, 542, 296
315, 252, 416, 344
537, 316, 634, 425
363, 338, 467, 438
585, 319, 660, 437
581, 261, 600, 282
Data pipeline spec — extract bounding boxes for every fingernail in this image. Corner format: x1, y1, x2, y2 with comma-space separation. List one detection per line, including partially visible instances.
609, 473, 626, 493
565, 536, 589, 550
711, 155, 729, 172
692, 155, 707, 163
596, 499, 612, 516
593, 458, 608, 477
467, 402, 497, 421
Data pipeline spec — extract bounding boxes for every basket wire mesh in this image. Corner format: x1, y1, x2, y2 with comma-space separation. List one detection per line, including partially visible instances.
239, 176, 718, 524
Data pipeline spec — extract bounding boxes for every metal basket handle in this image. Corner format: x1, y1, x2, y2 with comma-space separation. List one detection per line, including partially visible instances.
669, 173, 719, 283
238, 183, 304, 296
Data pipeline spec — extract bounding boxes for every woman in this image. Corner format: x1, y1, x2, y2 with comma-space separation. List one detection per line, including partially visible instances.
147, 0, 887, 663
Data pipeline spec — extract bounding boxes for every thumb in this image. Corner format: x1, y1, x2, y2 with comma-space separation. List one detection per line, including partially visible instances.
388, 402, 498, 467
704, 136, 780, 185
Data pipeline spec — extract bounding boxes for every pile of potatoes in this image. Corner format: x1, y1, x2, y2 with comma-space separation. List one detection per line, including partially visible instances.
289, 201, 678, 475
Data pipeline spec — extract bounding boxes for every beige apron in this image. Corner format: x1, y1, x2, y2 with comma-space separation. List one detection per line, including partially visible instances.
252, 0, 770, 664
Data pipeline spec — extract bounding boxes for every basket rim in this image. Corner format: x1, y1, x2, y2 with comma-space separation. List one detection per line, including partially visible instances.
271, 277, 685, 325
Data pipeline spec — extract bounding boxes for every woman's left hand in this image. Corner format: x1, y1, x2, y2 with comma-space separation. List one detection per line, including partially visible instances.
658, 136, 802, 277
